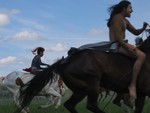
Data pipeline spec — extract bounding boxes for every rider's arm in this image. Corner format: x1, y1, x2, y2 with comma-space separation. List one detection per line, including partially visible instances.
38, 58, 49, 67
126, 20, 148, 35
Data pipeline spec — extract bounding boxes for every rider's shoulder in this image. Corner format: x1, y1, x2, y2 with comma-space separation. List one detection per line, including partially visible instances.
111, 14, 124, 24
113, 14, 124, 19
34, 55, 40, 60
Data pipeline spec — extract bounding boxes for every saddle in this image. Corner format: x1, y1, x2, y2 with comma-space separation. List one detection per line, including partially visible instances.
23, 67, 32, 73
61, 41, 118, 64
68, 41, 117, 56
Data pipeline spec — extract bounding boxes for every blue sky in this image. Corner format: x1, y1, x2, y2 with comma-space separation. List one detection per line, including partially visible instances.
0, 0, 150, 76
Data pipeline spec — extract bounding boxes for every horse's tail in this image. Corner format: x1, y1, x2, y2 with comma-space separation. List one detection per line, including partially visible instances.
14, 59, 62, 113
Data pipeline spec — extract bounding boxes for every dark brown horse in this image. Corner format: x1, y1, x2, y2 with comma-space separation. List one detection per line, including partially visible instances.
16, 35, 150, 113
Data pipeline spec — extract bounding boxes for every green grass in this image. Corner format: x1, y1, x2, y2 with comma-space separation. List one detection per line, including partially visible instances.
0, 96, 150, 113
0, 98, 129, 113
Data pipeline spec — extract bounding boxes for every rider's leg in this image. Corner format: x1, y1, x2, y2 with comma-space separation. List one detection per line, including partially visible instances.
118, 45, 146, 98
128, 48, 145, 98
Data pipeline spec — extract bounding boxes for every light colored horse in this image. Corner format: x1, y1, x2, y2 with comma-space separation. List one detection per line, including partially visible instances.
0, 71, 66, 113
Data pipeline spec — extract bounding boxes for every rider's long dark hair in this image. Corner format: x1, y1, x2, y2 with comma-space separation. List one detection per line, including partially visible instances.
14, 59, 63, 113
107, 0, 131, 27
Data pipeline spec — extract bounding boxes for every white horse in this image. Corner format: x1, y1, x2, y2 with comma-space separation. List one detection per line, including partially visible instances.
0, 71, 66, 113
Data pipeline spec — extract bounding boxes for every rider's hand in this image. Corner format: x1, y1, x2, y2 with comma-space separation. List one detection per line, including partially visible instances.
143, 22, 149, 30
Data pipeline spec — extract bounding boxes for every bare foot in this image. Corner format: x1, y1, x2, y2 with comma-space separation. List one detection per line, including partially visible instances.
128, 86, 137, 99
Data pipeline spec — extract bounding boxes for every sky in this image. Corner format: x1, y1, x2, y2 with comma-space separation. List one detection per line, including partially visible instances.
0, 0, 150, 76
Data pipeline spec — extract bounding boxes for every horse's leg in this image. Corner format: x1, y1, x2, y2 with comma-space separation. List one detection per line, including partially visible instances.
98, 88, 108, 102
40, 88, 62, 109
87, 84, 105, 113
38, 95, 54, 109
64, 91, 86, 113
134, 94, 145, 113
101, 89, 110, 102
49, 89, 62, 109
87, 78, 104, 113
14, 89, 30, 113
8, 88, 26, 113
112, 93, 123, 107
113, 93, 133, 109
122, 93, 133, 109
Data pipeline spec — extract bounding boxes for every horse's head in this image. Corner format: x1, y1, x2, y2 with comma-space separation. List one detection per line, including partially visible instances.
139, 35, 150, 53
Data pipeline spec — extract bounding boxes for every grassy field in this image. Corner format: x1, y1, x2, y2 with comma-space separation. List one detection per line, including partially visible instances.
0, 91, 150, 113
0, 98, 126, 113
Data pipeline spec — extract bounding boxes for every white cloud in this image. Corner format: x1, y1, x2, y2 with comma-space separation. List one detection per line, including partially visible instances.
0, 9, 20, 27
0, 13, 10, 27
0, 56, 16, 67
12, 31, 39, 41
49, 43, 67, 52
0, 8, 21, 15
